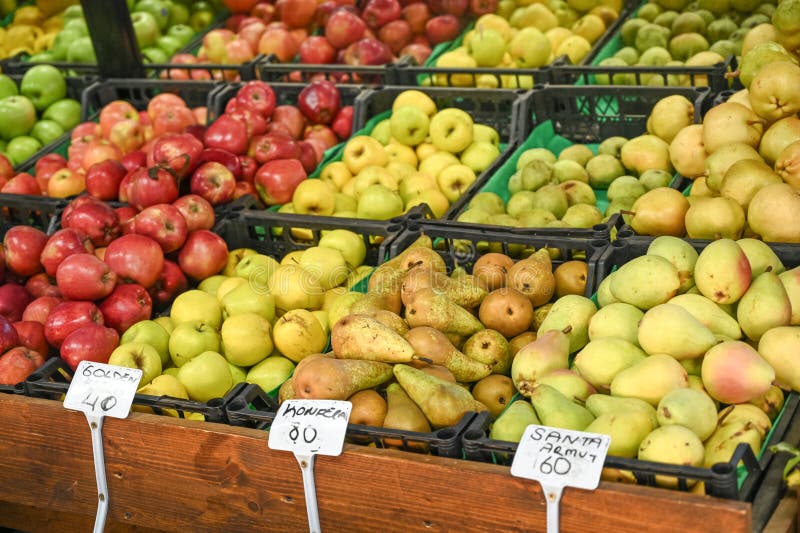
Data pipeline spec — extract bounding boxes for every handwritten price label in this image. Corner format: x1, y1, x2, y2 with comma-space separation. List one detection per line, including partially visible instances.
269, 400, 352, 456
511, 425, 611, 490
64, 361, 142, 419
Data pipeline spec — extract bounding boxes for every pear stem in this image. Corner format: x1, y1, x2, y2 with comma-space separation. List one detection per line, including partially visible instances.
620, 210, 636, 216
413, 355, 434, 364
561, 325, 573, 334
724, 70, 740, 80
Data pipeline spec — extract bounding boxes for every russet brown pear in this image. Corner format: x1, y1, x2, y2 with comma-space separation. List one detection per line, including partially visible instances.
292, 357, 394, 400
331, 314, 416, 363
404, 287, 484, 337
405, 326, 492, 382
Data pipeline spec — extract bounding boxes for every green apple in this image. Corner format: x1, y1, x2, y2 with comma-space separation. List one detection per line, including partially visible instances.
137, 374, 188, 399
429, 108, 474, 154
141, 46, 170, 63
467, 28, 506, 67
108, 342, 163, 387
246, 355, 295, 395
156, 35, 184, 57
298, 246, 349, 291
223, 247, 258, 277
43, 99, 81, 130
163, 366, 180, 378
357, 184, 403, 220
170, 289, 222, 329
132, 11, 161, 48
20, 64, 67, 112
154, 316, 174, 334
333, 193, 357, 214
0, 95, 36, 141
389, 106, 430, 146
228, 362, 247, 385
370, 118, 391, 145
189, 9, 214, 32
167, 23, 195, 46
30, 120, 65, 146
473, 124, 500, 147
121, 320, 171, 367
5, 136, 41, 166
0, 75, 17, 100
197, 274, 228, 295
235, 253, 279, 291
508, 27, 551, 68
460, 141, 501, 173
168, 3, 191, 26
177, 350, 233, 402
268, 264, 325, 312
51, 29, 84, 61
220, 313, 273, 367
221, 282, 276, 321
67, 37, 97, 63
135, 0, 171, 30
318, 229, 367, 269
168, 320, 221, 367
62, 5, 84, 20
62, 17, 89, 36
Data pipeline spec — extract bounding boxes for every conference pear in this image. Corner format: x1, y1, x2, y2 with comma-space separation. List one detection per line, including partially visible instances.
610, 354, 689, 406
701, 341, 775, 404
573, 337, 647, 392
393, 364, 488, 428
405, 288, 484, 337
331, 314, 417, 363
737, 269, 792, 341
637, 304, 718, 359
506, 249, 556, 307
367, 265, 404, 314
511, 327, 571, 396
610, 254, 681, 310
360, 309, 410, 336
667, 293, 742, 340
530, 383, 595, 431
292, 357, 393, 400
462, 329, 513, 375
693, 239, 752, 304
405, 326, 492, 382
536, 294, 597, 353
382, 382, 432, 449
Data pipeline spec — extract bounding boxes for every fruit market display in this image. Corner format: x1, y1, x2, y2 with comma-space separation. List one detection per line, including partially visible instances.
0, 0, 74, 60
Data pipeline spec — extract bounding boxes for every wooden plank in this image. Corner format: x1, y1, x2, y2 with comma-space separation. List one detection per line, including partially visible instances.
0, 502, 165, 532
762, 496, 797, 533
0, 394, 752, 533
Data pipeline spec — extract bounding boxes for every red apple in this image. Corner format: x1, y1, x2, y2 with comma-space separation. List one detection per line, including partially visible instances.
276, 0, 317, 28
81, 140, 123, 173
430, 0, 468, 16
0, 283, 32, 323
304, 124, 339, 148
235, 81, 277, 118
22, 296, 62, 324
172, 194, 215, 232
272, 105, 306, 139
56, 253, 117, 301
234, 180, 257, 200
121, 150, 147, 173
85, 159, 127, 201
251, 2, 276, 21
247, 132, 301, 164
40, 228, 94, 277
4, 226, 47, 277
425, 14, 461, 45
34, 153, 67, 181
115, 206, 138, 230
59, 323, 119, 371
399, 42, 432, 65
151, 133, 204, 180
325, 8, 366, 49
344, 37, 394, 65
0, 346, 45, 385
303, 137, 329, 165
204, 115, 249, 155
297, 140, 320, 173
238, 155, 258, 183
238, 20, 267, 50
43, 300, 104, 349
2, 173, 41, 195
297, 80, 341, 125
24, 273, 60, 299
299, 36, 337, 64
225, 38, 256, 70
147, 93, 189, 120
331, 105, 354, 140
0, 153, 13, 182
13, 321, 49, 357
103, 234, 165, 289
228, 104, 268, 137
257, 27, 300, 62
254, 158, 307, 205
379, 19, 413, 53
152, 106, 197, 138
362, 0, 402, 29
99, 283, 152, 334
127, 166, 181, 210
61, 196, 121, 247
178, 230, 229, 281
99, 100, 139, 139
402, 3, 431, 34
150, 259, 188, 309
108, 119, 145, 154
46, 168, 85, 199
190, 161, 237, 206
470, 0, 498, 15
133, 203, 189, 253
0, 314, 19, 355
71, 122, 101, 143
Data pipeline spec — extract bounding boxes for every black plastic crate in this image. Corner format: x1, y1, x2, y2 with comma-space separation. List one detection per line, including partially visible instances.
389, 219, 610, 297
0, 193, 64, 238
0, 382, 24, 395
754, 404, 800, 531
226, 383, 474, 458
462, 391, 800, 501
549, 55, 737, 95
256, 54, 410, 85
24, 357, 244, 423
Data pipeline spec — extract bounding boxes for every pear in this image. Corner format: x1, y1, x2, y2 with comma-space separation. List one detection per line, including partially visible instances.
506, 249, 555, 307
718, 404, 772, 438
701, 341, 775, 404
719, 159, 782, 212
703, 421, 763, 468
367, 266, 405, 314
701, 102, 764, 154
748, 61, 800, 122
609, 254, 680, 310
573, 338, 647, 393
490, 400, 540, 443
693, 239, 752, 304
393, 364, 488, 428
536, 294, 596, 353
638, 426, 705, 488
404, 288, 484, 337
704, 143, 762, 192
620, 134, 673, 175
382, 383, 431, 449
511, 328, 570, 397
749, 385, 786, 421
667, 293, 742, 339
405, 327, 492, 382
681, 357, 704, 377
400, 266, 448, 307
736, 269, 792, 341
758, 326, 800, 390
648, 94, 695, 144
596, 273, 620, 306
445, 274, 489, 309
657, 388, 718, 441
669, 123, 706, 178
348, 389, 388, 427
393, 245, 446, 274
737, 238, 786, 279
279, 377, 296, 403
759, 116, 800, 165
537, 369, 597, 404
380, 234, 434, 270
637, 304, 718, 360
350, 292, 392, 315
587, 302, 643, 345
628, 187, 689, 236
586, 410, 655, 458
462, 329, 512, 375
471, 375, 516, 418
530, 384, 595, 431
360, 309, 410, 336
684, 197, 746, 240
610, 354, 689, 406
779, 266, 800, 325
646, 236, 698, 293
748, 183, 800, 243
331, 314, 417, 363
585, 394, 659, 429
292, 357, 393, 400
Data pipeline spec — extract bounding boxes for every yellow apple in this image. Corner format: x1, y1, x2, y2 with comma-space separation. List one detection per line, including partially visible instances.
461, 141, 501, 173
385, 142, 418, 167
545, 27, 573, 54
292, 179, 336, 216
370, 118, 391, 145
221, 313, 273, 367
437, 164, 477, 202
342, 135, 388, 174
268, 264, 325, 312
353, 165, 392, 196
318, 229, 367, 269
434, 50, 478, 87
334, 192, 357, 213
429, 108, 474, 153
392, 89, 437, 116
416, 142, 438, 160
153, 316, 174, 334
246, 355, 295, 395
473, 124, 500, 147
312, 309, 330, 336
322, 287, 348, 312
221, 282, 276, 322
197, 274, 227, 296
176, 350, 233, 402
475, 13, 513, 41
171, 289, 223, 329
228, 363, 247, 385
319, 161, 352, 191
418, 151, 460, 178
298, 246, 350, 290
385, 160, 417, 181
215, 276, 247, 302
556, 35, 592, 64
399, 171, 437, 202
405, 189, 450, 218
223, 247, 258, 277
390, 105, 430, 146
281, 250, 305, 266
272, 309, 328, 363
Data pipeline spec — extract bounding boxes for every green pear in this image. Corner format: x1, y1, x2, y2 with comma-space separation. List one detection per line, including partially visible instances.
703, 421, 763, 468
462, 329, 512, 375
749, 385, 786, 421
646, 236, 698, 293
778, 266, 800, 325
587, 303, 643, 345
405, 326, 492, 382
530, 384, 595, 431
572, 338, 647, 393
537, 369, 597, 404
638, 426, 705, 487
382, 383, 431, 444
331, 314, 416, 363
490, 400, 540, 443
585, 394, 659, 428
585, 410, 655, 458
404, 288, 484, 337
445, 275, 489, 309
718, 404, 772, 438
596, 273, 620, 306
737, 238, 786, 278
511, 328, 570, 397
610, 354, 689, 406
536, 295, 597, 353
292, 357, 394, 400
393, 364, 488, 428
667, 293, 742, 339
610, 255, 680, 310
637, 304, 718, 359
681, 357, 704, 377
657, 388, 718, 441
758, 326, 800, 390
701, 341, 775, 404
693, 239, 752, 304
737, 269, 792, 341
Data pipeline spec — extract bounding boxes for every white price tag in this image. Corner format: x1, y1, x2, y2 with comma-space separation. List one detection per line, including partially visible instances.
269, 399, 352, 456
511, 425, 611, 533
64, 361, 143, 419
